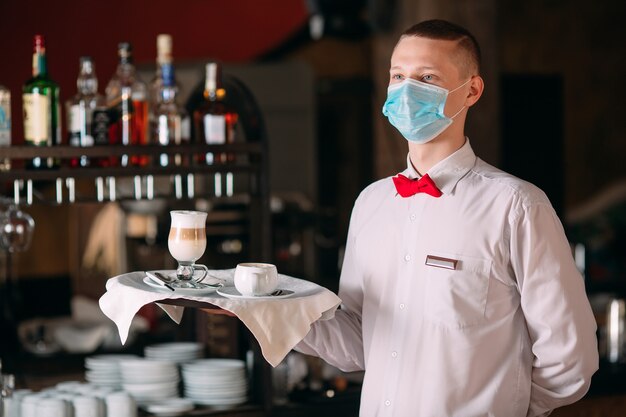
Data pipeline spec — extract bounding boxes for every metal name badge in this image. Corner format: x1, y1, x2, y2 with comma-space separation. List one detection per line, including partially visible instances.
425, 255, 458, 270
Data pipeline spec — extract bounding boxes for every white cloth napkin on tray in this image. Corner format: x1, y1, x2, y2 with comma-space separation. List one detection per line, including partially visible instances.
98, 269, 341, 367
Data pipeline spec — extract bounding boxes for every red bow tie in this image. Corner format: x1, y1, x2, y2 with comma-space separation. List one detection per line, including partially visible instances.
393, 174, 442, 198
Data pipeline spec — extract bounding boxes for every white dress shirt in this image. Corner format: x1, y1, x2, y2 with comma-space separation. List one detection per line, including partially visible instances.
296, 140, 598, 417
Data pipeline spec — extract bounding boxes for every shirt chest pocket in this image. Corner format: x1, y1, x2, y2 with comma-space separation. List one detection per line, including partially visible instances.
423, 253, 492, 329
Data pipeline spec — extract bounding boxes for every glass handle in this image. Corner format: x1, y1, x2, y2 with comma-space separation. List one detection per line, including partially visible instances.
193, 264, 209, 282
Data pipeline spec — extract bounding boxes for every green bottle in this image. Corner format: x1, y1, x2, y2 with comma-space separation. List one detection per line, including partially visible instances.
23, 34, 61, 169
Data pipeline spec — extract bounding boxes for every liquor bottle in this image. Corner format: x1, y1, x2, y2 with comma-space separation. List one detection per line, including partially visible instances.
150, 62, 189, 167
65, 56, 106, 168
149, 34, 174, 108
105, 42, 149, 167
0, 84, 10, 171
193, 62, 238, 165
22, 34, 61, 169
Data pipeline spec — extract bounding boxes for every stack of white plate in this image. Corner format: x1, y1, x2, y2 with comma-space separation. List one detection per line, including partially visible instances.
144, 342, 204, 364
85, 355, 138, 389
119, 359, 180, 404
182, 359, 248, 407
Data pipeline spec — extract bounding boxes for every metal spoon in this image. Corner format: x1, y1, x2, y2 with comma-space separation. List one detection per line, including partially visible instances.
145, 271, 175, 291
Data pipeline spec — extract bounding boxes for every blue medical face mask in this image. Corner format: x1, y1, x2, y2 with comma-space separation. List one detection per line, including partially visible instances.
382, 78, 470, 144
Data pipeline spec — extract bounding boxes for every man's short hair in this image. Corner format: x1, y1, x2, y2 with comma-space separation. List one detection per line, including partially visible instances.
400, 19, 482, 76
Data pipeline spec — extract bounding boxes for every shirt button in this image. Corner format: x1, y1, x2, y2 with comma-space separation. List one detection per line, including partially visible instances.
410, 214, 416, 221
385, 400, 391, 406
404, 254, 411, 262
399, 303, 405, 310
391, 351, 398, 358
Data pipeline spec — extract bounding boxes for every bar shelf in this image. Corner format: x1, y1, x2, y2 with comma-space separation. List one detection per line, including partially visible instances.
0, 143, 267, 206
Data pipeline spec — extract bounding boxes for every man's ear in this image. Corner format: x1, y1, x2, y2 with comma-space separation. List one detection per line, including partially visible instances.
465, 75, 484, 107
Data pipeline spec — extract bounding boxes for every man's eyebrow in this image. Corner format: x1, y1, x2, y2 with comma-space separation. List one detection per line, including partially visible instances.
389, 65, 438, 72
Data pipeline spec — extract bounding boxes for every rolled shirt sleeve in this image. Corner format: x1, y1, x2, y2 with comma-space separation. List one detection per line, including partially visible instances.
510, 201, 599, 416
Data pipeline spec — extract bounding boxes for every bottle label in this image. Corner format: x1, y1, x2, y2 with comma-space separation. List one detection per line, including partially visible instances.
23, 93, 49, 145
157, 115, 169, 145
203, 114, 226, 144
0, 94, 10, 146
69, 104, 83, 133
92, 109, 111, 146
68, 103, 95, 147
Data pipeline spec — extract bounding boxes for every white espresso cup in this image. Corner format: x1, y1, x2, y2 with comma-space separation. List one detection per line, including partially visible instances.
72, 396, 103, 417
105, 392, 136, 417
36, 397, 68, 417
234, 263, 278, 296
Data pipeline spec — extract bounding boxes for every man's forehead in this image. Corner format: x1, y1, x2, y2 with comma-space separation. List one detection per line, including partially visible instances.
391, 36, 462, 73
392, 36, 458, 59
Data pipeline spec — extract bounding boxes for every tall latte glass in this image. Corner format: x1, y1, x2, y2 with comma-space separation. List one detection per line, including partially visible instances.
168, 210, 209, 287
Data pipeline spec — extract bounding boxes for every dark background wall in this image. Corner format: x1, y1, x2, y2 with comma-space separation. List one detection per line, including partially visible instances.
498, 0, 626, 209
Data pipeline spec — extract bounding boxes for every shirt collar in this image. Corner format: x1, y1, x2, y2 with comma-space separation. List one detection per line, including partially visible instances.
402, 139, 477, 195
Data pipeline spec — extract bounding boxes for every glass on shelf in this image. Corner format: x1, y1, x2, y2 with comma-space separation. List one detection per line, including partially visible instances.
0, 198, 35, 253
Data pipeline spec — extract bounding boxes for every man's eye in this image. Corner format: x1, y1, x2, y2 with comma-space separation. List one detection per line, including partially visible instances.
422, 74, 434, 82
392, 74, 404, 80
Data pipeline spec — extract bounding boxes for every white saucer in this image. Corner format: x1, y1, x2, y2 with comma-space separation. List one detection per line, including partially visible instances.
144, 398, 194, 416
143, 276, 220, 295
216, 286, 294, 300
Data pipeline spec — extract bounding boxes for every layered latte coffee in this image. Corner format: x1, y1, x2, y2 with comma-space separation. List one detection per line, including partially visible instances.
168, 227, 206, 262
168, 211, 207, 263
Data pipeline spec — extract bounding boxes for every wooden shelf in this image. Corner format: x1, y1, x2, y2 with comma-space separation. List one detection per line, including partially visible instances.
0, 163, 260, 181
0, 142, 262, 159
0, 144, 262, 180
0, 143, 269, 207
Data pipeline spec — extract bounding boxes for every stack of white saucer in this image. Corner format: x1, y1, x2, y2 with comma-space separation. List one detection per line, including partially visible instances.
182, 359, 248, 407
144, 342, 204, 364
84, 355, 138, 389
119, 359, 180, 404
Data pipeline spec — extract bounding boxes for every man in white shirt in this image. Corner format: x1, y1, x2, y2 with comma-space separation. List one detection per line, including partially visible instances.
296, 19, 598, 417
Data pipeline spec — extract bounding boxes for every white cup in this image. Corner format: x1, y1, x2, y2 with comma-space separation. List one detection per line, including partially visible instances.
234, 263, 278, 296
21, 394, 44, 417
72, 395, 103, 417
36, 398, 68, 417
56, 381, 83, 394
8, 390, 32, 417
105, 391, 136, 417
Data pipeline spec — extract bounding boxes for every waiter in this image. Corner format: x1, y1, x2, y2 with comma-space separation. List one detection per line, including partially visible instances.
296, 19, 598, 417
